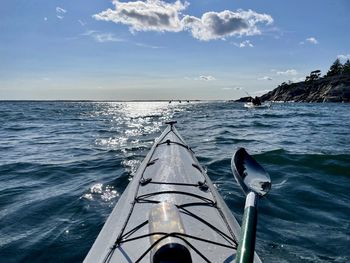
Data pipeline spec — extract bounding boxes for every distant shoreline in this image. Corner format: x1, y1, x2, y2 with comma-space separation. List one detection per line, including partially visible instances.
0, 99, 203, 102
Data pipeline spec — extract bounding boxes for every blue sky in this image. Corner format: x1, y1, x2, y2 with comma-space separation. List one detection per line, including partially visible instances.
1, 0, 350, 100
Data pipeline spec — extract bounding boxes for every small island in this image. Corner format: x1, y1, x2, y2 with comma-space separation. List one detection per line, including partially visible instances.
238, 59, 350, 103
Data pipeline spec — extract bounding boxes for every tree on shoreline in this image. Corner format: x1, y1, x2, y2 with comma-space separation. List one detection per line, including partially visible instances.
275, 59, 349, 89
306, 70, 321, 82
326, 58, 343, 76
343, 59, 350, 75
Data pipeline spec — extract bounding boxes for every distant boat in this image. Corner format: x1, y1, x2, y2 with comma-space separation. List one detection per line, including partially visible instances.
244, 102, 271, 109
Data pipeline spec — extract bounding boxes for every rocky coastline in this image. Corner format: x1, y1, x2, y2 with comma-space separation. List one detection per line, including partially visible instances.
260, 75, 350, 103
237, 59, 350, 103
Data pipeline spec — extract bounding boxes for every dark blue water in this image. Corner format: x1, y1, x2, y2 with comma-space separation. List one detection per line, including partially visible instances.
0, 101, 349, 262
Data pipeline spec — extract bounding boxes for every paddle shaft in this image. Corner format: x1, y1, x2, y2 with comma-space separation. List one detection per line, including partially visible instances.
236, 192, 258, 263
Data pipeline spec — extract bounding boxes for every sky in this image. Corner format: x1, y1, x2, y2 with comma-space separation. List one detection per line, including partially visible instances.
1, 0, 350, 100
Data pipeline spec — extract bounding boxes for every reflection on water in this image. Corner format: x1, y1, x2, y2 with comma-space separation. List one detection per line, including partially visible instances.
92, 102, 181, 151
118, 101, 172, 118
81, 183, 119, 202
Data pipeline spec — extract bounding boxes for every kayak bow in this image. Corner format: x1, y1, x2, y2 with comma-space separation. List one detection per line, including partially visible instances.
85, 122, 262, 263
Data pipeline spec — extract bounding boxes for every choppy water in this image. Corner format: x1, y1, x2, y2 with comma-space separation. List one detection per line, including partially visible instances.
0, 101, 349, 262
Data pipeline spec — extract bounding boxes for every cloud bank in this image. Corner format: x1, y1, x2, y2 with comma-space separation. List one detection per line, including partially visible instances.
93, 0, 273, 41
93, 0, 187, 33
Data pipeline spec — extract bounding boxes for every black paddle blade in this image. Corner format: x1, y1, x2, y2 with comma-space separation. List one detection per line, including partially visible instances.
231, 148, 271, 196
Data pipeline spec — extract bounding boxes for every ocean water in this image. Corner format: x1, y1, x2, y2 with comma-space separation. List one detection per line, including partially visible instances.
0, 101, 349, 263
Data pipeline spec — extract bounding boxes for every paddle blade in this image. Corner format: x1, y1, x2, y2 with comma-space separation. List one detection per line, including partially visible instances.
231, 148, 271, 196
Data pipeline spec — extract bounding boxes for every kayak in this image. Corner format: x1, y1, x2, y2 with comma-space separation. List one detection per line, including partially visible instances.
244, 102, 270, 109
84, 121, 262, 263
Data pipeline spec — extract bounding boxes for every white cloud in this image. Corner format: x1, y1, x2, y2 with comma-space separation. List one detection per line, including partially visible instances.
252, 89, 271, 95
233, 40, 254, 48
93, 1, 273, 41
135, 43, 164, 49
337, 54, 350, 61
82, 30, 98, 36
94, 33, 124, 43
82, 30, 162, 47
44, 17, 48, 21
306, 37, 318, 44
292, 77, 305, 82
301, 37, 318, 45
82, 30, 124, 43
183, 9, 273, 41
93, 0, 188, 33
184, 75, 216, 81
198, 75, 216, 81
258, 76, 272, 81
56, 6, 67, 19
276, 69, 298, 76
56, 7, 67, 14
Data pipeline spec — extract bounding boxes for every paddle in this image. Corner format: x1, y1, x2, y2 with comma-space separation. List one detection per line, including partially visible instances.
231, 148, 271, 263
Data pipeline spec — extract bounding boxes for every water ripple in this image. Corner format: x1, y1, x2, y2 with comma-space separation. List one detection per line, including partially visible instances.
0, 101, 349, 262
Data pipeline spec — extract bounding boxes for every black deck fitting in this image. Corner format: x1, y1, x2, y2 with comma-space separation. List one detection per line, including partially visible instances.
165, 121, 177, 127
140, 178, 152, 186
198, 181, 209, 191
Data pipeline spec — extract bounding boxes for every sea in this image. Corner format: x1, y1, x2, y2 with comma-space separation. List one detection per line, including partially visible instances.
0, 101, 349, 263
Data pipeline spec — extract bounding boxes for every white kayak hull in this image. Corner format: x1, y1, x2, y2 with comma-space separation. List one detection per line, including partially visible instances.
84, 123, 262, 263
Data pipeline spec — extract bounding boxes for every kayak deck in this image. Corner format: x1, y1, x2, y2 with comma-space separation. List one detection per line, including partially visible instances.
84, 123, 261, 263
